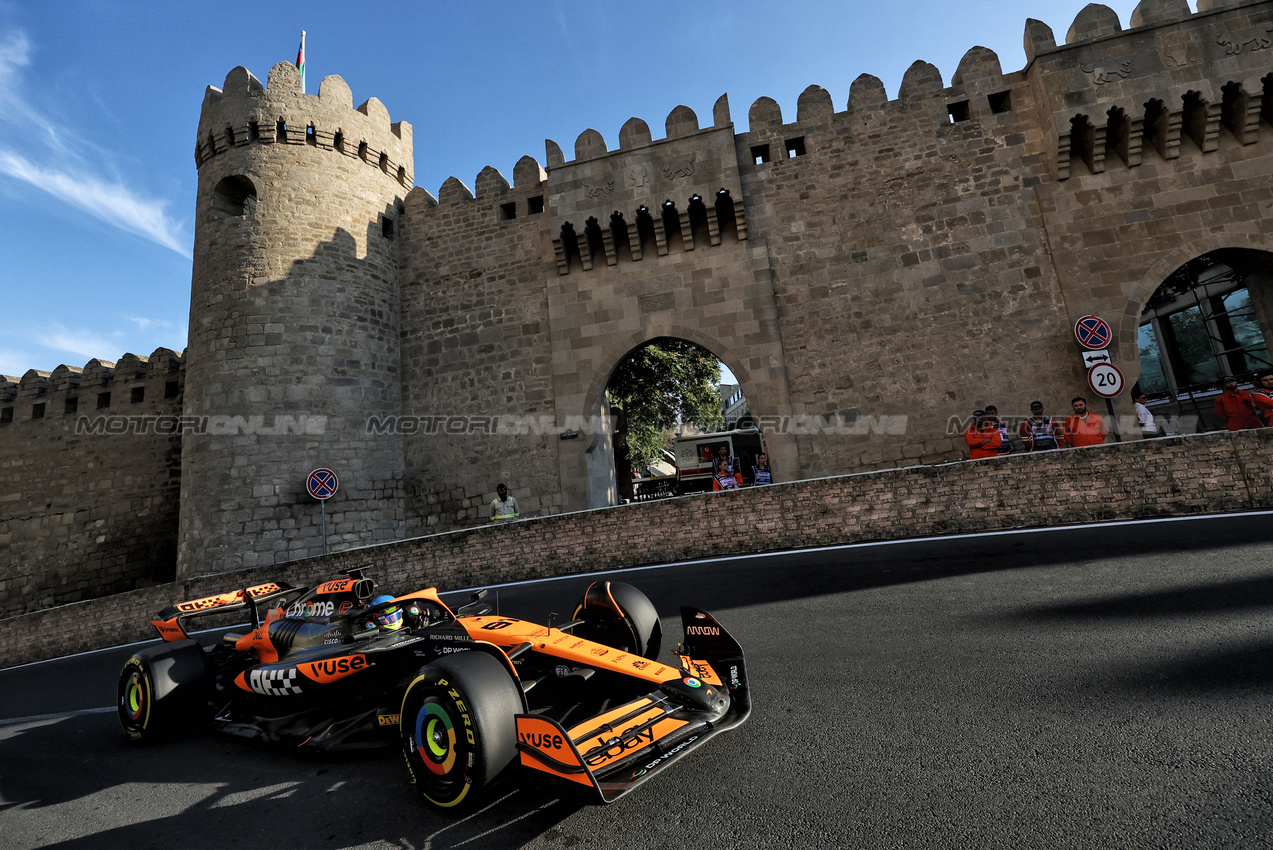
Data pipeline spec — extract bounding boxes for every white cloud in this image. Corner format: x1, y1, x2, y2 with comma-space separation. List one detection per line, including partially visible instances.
34, 323, 124, 362
0, 27, 190, 257
0, 149, 190, 256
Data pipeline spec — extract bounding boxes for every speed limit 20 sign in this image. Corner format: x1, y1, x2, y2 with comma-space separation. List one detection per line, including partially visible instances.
1087, 362, 1124, 398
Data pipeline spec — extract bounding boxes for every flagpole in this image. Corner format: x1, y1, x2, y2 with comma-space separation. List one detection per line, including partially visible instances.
297, 30, 307, 93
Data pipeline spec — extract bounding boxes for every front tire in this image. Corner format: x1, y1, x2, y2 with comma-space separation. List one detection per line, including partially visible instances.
570, 581, 662, 660
117, 639, 210, 742
400, 651, 522, 810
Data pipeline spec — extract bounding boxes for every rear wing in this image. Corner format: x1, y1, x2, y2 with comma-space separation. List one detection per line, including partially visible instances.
515, 606, 749, 803
150, 581, 300, 642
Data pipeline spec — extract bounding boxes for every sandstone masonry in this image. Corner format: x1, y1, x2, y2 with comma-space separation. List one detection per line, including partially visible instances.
3, 1, 1273, 612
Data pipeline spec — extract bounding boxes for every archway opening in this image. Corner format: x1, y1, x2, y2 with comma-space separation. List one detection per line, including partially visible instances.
599, 337, 756, 504
1136, 248, 1273, 430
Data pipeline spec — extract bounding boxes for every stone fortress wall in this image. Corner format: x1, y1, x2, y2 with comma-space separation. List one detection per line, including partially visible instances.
0, 351, 184, 618
4, 0, 1273, 618
397, 0, 1273, 525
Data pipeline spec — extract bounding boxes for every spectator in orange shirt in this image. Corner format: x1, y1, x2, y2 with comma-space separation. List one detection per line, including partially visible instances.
1063, 397, 1107, 447
1213, 376, 1264, 431
964, 410, 1003, 459
1250, 371, 1273, 426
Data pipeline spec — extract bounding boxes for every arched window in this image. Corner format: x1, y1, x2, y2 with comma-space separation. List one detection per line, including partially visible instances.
212, 175, 258, 217
1138, 251, 1273, 404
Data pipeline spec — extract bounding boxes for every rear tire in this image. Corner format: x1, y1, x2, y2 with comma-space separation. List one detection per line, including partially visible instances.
117, 639, 210, 742
399, 651, 522, 811
570, 581, 662, 660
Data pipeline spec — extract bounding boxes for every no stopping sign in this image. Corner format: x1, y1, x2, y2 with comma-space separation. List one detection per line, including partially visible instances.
307, 468, 339, 500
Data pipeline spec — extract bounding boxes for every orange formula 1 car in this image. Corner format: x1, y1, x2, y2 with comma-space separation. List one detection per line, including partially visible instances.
117, 568, 750, 810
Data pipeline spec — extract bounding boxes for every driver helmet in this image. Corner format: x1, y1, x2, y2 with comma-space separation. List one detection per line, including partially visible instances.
370, 594, 404, 631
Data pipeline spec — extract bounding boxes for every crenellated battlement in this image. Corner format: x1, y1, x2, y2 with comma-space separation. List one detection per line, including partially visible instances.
0, 348, 183, 425
195, 62, 413, 190
1035, 0, 1273, 180
533, 0, 1273, 276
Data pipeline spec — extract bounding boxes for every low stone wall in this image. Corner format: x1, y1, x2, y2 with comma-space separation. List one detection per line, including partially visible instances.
4, 429, 1270, 668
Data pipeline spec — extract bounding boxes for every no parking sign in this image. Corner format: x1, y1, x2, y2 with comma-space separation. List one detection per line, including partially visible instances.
1074, 315, 1113, 350
307, 468, 339, 500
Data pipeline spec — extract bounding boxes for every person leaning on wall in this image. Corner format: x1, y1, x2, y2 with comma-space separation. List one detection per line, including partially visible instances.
490, 483, 520, 521
1019, 401, 1064, 451
1062, 397, 1107, 447
1213, 375, 1264, 431
964, 409, 1003, 459
1250, 371, 1273, 426
1132, 390, 1160, 438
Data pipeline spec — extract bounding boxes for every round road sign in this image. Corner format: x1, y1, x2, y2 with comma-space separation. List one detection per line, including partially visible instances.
307, 468, 339, 500
1087, 363, 1124, 398
1074, 315, 1113, 350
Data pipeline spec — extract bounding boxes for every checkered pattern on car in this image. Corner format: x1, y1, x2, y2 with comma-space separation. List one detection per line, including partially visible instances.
248, 667, 303, 696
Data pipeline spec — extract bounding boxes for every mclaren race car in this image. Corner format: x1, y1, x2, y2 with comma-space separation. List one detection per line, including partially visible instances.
117, 568, 750, 810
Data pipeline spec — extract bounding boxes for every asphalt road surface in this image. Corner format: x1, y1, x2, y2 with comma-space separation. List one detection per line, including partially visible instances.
3, 513, 1273, 849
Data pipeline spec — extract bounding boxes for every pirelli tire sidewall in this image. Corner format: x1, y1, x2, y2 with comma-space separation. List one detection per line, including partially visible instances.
399, 650, 521, 811
117, 639, 211, 743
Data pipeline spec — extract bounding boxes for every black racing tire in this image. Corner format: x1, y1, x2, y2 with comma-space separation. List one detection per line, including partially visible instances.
570, 581, 662, 660
399, 651, 522, 811
117, 639, 211, 743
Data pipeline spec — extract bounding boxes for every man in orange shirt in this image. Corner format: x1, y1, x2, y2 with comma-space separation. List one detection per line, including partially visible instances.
1213, 375, 1263, 431
964, 410, 1003, 459
1063, 397, 1107, 447
1250, 371, 1273, 426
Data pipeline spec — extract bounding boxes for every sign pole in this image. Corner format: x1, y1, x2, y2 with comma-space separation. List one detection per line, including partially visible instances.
1106, 397, 1122, 443
306, 468, 339, 556
1076, 317, 1123, 444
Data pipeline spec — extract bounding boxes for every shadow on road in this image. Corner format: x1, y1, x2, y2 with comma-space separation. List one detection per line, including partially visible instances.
0, 712, 582, 850
568, 512, 1273, 620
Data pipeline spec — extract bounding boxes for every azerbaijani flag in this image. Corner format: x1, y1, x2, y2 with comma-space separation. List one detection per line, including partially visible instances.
296, 31, 306, 92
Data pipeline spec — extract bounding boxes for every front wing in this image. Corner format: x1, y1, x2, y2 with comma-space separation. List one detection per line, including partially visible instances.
514, 607, 749, 802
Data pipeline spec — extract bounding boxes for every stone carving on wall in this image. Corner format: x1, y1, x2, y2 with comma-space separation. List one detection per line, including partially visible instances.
1081, 59, 1132, 85
661, 152, 697, 181
1217, 24, 1273, 55
1160, 33, 1202, 68
583, 176, 615, 198
628, 166, 650, 188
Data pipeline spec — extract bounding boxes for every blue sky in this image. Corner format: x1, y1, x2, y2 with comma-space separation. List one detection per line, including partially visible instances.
0, 0, 1147, 378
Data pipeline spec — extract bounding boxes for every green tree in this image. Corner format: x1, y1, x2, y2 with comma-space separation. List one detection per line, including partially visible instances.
608, 338, 725, 470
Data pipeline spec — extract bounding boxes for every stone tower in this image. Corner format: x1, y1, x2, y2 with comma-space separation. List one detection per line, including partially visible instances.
179, 62, 413, 577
